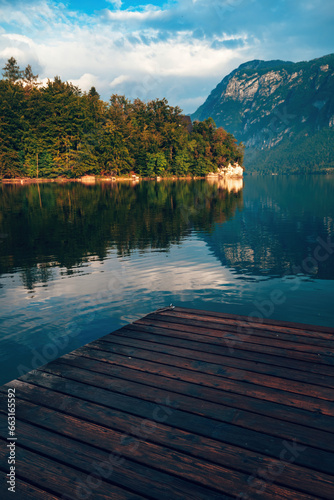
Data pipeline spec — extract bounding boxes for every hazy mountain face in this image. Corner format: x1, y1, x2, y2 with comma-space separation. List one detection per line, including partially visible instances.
191, 54, 334, 172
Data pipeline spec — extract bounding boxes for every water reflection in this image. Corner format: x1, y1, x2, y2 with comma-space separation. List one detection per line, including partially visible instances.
0, 180, 243, 290
1, 176, 334, 385
1, 176, 334, 292
206, 176, 244, 193
204, 175, 334, 280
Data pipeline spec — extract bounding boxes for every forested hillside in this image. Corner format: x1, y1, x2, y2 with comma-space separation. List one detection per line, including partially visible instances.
0, 58, 243, 179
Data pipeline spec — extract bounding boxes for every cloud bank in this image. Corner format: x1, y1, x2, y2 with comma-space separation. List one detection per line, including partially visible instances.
0, 0, 333, 113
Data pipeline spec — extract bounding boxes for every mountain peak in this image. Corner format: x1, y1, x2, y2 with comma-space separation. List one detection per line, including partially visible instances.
237, 59, 294, 71
191, 53, 334, 172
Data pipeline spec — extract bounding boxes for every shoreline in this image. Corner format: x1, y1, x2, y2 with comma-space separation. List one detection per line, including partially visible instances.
2, 170, 333, 184
0, 175, 208, 185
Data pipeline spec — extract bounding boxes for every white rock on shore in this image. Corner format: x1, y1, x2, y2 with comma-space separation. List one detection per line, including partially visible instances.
207, 162, 243, 178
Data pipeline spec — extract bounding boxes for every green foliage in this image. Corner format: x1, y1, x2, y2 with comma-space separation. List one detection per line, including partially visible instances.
0, 58, 243, 178
145, 152, 167, 176
2, 57, 22, 82
246, 129, 334, 173
173, 150, 191, 176
23, 64, 39, 86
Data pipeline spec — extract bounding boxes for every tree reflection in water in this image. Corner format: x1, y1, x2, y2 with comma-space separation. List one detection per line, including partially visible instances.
0, 180, 243, 290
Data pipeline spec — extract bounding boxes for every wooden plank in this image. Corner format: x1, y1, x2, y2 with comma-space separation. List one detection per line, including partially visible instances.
0, 429, 315, 500
0, 471, 60, 500
36, 360, 334, 454
155, 310, 334, 346
130, 321, 334, 374
89, 338, 333, 400
122, 323, 334, 377
71, 342, 334, 416
168, 307, 334, 335
112, 327, 334, 389
99, 332, 334, 390
0, 438, 147, 500
139, 315, 334, 359
0, 413, 229, 500
2, 393, 333, 499
37, 360, 334, 451
4, 378, 334, 476
58, 351, 334, 433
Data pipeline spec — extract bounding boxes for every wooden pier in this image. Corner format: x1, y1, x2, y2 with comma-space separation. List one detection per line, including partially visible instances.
0, 306, 334, 499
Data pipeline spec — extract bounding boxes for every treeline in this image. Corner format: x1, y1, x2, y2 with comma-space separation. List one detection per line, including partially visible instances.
0, 58, 244, 179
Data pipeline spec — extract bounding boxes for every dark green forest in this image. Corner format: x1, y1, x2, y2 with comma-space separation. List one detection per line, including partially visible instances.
245, 128, 334, 173
0, 58, 244, 179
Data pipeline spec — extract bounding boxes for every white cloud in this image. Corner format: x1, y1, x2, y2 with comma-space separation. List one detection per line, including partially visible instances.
110, 74, 130, 87
106, 0, 123, 9
103, 7, 165, 22
69, 73, 99, 92
0, 0, 60, 28
0, 45, 25, 60
2, 33, 35, 47
0, 0, 332, 114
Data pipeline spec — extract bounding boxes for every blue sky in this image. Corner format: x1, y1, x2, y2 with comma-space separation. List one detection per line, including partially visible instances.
0, 0, 333, 113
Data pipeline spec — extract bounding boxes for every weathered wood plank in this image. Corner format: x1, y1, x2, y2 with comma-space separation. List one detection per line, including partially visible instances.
138, 315, 334, 361
0, 470, 60, 500
0, 413, 228, 500
0, 438, 147, 500
169, 307, 334, 335
58, 352, 334, 433
92, 335, 334, 396
109, 328, 334, 389
4, 377, 334, 475
132, 320, 334, 372
121, 323, 334, 377
69, 343, 334, 416
37, 359, 334, 452
1, 394, 333, 499
154, 310, 334, 347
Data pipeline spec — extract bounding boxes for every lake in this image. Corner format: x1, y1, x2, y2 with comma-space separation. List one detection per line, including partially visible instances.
0, 175, 333, 385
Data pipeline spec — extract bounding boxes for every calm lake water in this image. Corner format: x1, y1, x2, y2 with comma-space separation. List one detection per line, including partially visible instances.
0, 175, 334, 385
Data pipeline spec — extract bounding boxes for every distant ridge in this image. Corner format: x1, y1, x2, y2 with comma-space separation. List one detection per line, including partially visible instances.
191, 54, 334, 173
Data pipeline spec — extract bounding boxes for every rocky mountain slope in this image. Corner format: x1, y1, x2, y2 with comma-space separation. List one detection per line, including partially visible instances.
191, 54, 334, 172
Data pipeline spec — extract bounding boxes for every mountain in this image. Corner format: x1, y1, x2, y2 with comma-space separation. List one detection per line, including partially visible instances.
191, 54, 334, 173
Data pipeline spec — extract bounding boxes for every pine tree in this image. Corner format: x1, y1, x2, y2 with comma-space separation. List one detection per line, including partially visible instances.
88, 86, 99, 98
2, 57, 22, 82
23, 64, 39, 86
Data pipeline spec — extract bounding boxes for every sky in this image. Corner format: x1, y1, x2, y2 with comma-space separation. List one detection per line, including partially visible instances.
0, 0, 333, 113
